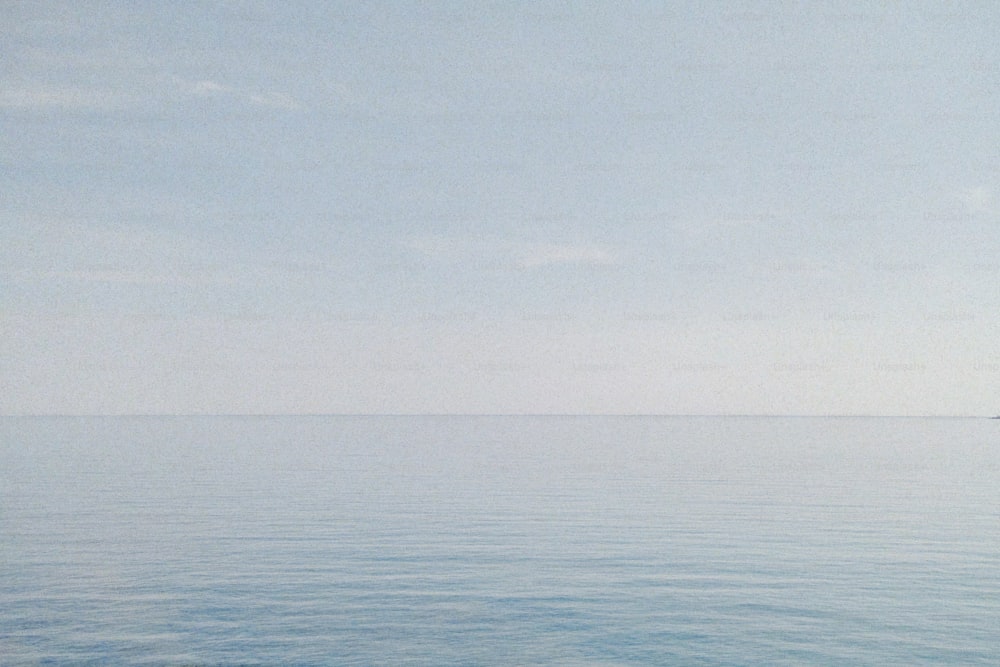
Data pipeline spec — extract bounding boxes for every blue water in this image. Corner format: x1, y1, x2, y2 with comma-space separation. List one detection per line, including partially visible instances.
2, 415, 999, 665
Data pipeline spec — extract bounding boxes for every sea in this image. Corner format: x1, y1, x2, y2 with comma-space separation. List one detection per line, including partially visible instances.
1, 415, 998, 665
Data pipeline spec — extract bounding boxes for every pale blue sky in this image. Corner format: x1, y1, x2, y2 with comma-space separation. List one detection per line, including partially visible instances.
3, 1, 1000, 415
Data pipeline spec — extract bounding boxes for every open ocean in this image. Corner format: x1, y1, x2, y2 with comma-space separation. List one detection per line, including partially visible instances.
1, 415, 998, 665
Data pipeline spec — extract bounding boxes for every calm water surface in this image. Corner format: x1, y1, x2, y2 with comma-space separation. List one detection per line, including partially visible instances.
2, 416, 999, 665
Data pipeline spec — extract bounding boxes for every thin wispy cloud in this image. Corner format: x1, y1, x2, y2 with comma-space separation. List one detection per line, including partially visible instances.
406, 236, 616, 270
24, 269, 237, 288
178, 78, 304, 110
0, 85, 127, 111
515, 243, 616, 268
188, 80, 230, 96
248, 91, 303, 110
956, 186, 994, 216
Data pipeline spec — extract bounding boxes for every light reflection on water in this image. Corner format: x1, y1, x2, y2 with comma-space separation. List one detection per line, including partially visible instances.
2, 416, 999, 664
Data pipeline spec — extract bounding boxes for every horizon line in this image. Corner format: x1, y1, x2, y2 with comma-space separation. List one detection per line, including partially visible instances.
0, 412, 991, 419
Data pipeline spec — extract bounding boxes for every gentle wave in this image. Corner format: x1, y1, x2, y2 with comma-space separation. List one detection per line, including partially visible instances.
2, 416, 999, 665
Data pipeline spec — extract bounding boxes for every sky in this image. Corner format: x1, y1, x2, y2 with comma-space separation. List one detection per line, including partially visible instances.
3, 1, 1000, 416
